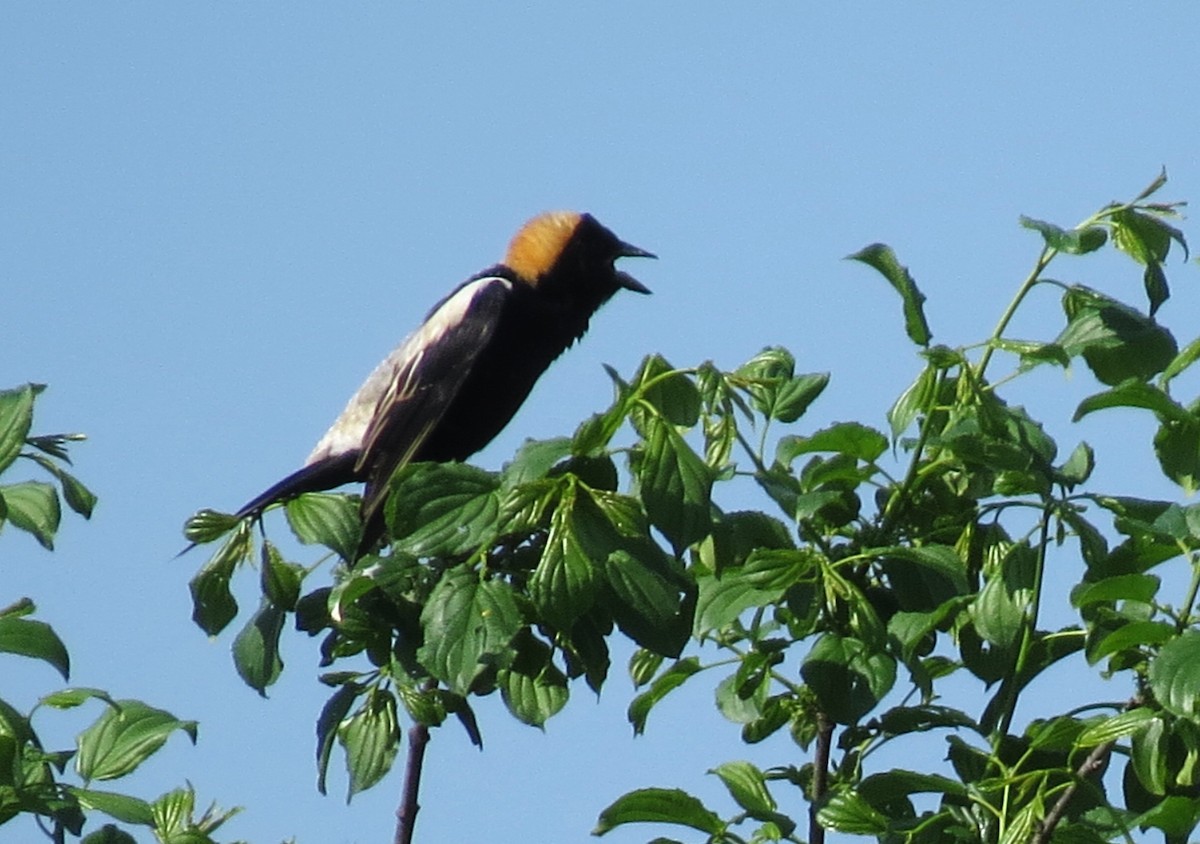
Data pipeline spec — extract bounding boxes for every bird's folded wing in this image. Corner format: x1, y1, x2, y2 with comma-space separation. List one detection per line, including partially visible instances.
355, 275, 512, 524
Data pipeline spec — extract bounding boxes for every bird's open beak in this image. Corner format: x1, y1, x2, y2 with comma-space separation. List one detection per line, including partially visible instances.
616, 241, 655, 294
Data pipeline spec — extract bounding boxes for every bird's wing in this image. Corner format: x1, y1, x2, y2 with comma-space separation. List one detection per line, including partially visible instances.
352, 275, 512, 527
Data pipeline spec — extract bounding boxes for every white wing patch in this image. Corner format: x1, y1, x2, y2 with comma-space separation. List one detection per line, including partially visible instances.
305, 276, 511, 464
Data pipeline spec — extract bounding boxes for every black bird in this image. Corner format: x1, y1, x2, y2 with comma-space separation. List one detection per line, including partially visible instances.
232, 211, 654, 555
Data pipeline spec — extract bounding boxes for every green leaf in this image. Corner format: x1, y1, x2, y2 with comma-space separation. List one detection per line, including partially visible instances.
848, 243, 932, 346
991, 338, 1072, 370
801, 633, 897, 724
1057, 287, 1178, 385
604, 550, 689, 658
627, 657, 702, 735
188, 523, 250, 636
528, 486, 600, 630
594, 787, 724, 836
500, 437, 573, 487
498, 635, 569, 727
40, 687, 116, 710
709, 760, 775, 815
888, 364, 936, 439
635, 354, 701, 427
1149, 631, 1200, 719
316, 683, 361, 795
777, 422, 888, 464
0, 384, 38, 474
1073, 379, 1191, 425
876, 545, 969, 612
76, 701, 198, 782
695, 548, 817, 633
0, 616, 70, 679
1075, 707, 1157, 748
231, 598, 285, 696
1019, 216, 1108, 254
1071, 573, 1160, 607
285, 492, 360, 560
26, 454, 97, 518
338, 688, 400, 800
417, 568, 521, 695
0, 481, 61, 549
816, 789, 889, 835
858, 768, 968, 802
1058, 441, 1095, 487
971, 542, 1035, 648
259, 541, 303, 610
1131, 796, 1200, 840
182, 509, 240, 544
80, 826, 137, 844
385, 463, 500, 557
629, 649, 664, 688
70, 788, 155, 825
1144, 261, 1169, 317
1154, 415, 1200, 494
1162, 335, 1200, 388
1086, 620, 1174, 665
633, 414, 712, 553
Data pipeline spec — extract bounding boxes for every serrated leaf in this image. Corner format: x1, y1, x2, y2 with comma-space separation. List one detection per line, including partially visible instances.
848, 243, 931, 346
529, 486, 599, 630
888, 364, 936, 439
385, 463, 500, 557
285, 492, 360, 559
636, 354, 701, 427
316, 683, 361, 795
633, 414, 712, 553
70, 788, 155, 825
232, 598, 285, 696
1149, 631, 1200, 719
1, 481, 61, 549
816, 790, 889, 835
188, 525, 250, 636
778, 422, 887, 464
1057, 287, 1178, 385
1019, 216, 1108, 254
0, 616, 70, 679
801, 633, 896, 724
417, 568, 521, 695
594, 787, 724, 836
500, 437, 574, 487
498, 637, 568, 727
0, 384, 37, 474
605, 550, 689, 658
182, 509, 240, 544
1075, 707, 1157, 748
709, 760, 775, 816
1073, 379, 1191, 425
76, 701, 197, 782
26, 454, 96, 518
338, 688, 400, 799
695, 548, 817, 634
627, 657, 702, 735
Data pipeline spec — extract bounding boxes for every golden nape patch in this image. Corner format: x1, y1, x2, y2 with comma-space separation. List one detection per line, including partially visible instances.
504, 211, 582, 285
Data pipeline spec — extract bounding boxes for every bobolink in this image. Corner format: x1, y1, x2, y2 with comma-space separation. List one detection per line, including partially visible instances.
232, 211, 653, 555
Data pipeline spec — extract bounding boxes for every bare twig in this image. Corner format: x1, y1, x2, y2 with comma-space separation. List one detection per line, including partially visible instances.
1030, 741, 1113, 844
394, 721, 432, 844
809, 711, 834, 844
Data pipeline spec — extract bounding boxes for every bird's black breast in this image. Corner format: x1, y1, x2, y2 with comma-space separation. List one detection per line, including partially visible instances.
416, 280, 596, 462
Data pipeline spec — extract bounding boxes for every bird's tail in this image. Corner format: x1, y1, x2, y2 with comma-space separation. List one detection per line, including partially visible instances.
234, 451, 361, 521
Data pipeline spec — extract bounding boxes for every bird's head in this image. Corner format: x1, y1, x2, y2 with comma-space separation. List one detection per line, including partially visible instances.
503, 211, 655, 299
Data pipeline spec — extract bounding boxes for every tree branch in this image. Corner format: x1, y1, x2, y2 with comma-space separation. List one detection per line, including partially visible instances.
809, 711, 834, 844
1030, 740, 1113, 844
394, 721, 432, 844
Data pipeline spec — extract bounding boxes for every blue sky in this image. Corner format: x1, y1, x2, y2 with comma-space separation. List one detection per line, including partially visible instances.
5, 5, 1200, 844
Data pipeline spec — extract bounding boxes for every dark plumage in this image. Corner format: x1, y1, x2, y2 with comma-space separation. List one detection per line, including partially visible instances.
232, 211, 653, 555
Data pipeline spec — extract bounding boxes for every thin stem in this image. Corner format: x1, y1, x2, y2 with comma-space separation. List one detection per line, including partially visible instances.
1030, 741, 1114, 844
995, 508, 1052, 738
394, 706, 434, 844
1176, 549, 1200, 631
809, 711, 834, 844
975, 246, 1056, 381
